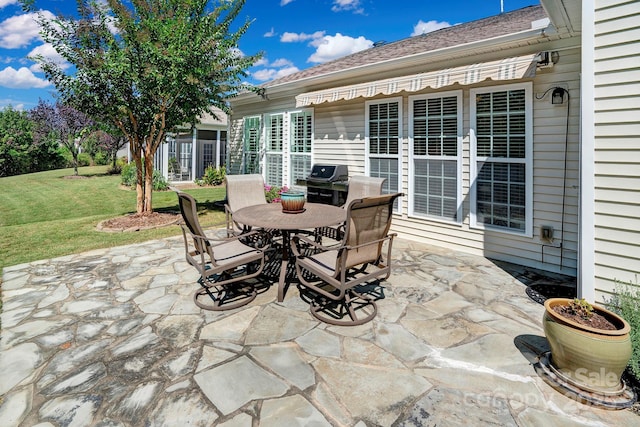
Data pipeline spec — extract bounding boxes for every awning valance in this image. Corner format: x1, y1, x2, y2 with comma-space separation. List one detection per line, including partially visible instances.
295, 54, 538, 107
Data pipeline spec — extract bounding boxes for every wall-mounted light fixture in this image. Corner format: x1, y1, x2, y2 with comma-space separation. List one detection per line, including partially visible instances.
551, 87, 566, 105
256, 87, 268, 100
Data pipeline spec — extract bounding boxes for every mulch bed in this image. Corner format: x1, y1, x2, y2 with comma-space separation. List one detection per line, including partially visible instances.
97, 212, 179, 232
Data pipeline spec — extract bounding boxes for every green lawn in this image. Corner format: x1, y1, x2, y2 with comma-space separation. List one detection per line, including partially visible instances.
0, 166, 227, 270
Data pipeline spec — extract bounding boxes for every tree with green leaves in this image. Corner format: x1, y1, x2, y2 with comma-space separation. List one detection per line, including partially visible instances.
26, 0, 261, 214
0, 106, 33, 177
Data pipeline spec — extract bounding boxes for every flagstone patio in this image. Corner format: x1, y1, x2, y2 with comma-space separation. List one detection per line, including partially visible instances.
1, 233, 637, 426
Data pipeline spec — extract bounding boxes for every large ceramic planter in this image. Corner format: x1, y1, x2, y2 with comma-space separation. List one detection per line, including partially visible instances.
543, 298, 632, 393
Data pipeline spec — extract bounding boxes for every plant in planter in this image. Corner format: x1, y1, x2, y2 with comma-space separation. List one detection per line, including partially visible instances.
608, 277, 640, 407
543, 297, 632, 395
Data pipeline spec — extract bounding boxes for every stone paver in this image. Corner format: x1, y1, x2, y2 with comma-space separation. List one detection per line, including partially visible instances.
1, 234, 637, 426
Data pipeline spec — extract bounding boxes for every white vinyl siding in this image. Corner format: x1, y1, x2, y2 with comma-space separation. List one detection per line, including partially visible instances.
470, 83, 533, 236
312, 100, 367, 174
265, 113, 284, 187
409, 91, 462, 223
290, 110, 313, 186
228, 46, 582, 277
366, 98, 403, 208
591, 0, 640, 298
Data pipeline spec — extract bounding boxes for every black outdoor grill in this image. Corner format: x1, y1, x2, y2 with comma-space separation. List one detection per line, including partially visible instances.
300, 164, 349, 206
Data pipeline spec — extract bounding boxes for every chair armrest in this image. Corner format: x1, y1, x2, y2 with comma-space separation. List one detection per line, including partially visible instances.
342, 233, 396, 251
291, 234, 342, 257
189, 228, 270, 250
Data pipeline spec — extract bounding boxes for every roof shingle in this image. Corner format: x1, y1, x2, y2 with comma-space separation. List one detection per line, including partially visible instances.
263, 5, 547, 87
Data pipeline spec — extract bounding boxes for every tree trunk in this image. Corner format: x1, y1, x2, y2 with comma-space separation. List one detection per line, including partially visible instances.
69, 138, 80, 176
133, 154, 144, 214
111, 149, 118, 170
143, 155, 154, 214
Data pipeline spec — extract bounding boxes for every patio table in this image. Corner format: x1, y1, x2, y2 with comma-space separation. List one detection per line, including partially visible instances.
233, 202, 346, 302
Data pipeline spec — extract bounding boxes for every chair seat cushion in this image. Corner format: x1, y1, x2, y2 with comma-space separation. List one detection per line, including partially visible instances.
298, 249, 339, 278
214, 239, 263, 267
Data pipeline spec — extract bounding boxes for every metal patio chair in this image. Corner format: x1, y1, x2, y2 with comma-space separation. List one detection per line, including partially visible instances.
176, 190, 267, 311
317, 175, 387, 242
224, 174, 268, 237
292, 192, 402, 326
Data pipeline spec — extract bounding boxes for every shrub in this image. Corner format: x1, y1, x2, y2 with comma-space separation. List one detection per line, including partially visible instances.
608, 276, 640, 380
94, 151, 109, 166
152, 170, 169, 191
120, 162, 168, 191
198, 165, 226, 186
120, 162, 137, 186
77, 152, 91, 167
264, 184, 288, 203
27, 139, 66, 174
107, 162, 122, 175
60, 146, 74, 167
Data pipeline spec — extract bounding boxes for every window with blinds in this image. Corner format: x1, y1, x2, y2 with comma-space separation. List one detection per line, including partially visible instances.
471, 84, 531, 234
290, 111, 313, 185
242, 116, 262, 174
265, 114, 284, 187
366, 98, 402, 209
410, 92, 461, 222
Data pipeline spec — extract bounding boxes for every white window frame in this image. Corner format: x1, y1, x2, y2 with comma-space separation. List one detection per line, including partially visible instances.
242, 115, 263, 174
408, 90, 463, 224
470, 82, 533, 237
288, 109, 314, 188
264, 113, 284, 187
365, 97, 403, 211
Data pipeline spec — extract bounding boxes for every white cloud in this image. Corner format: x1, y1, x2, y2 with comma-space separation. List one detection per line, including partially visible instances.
264, 27, 276, 37
252, 66, 299, 82
308, 33, 372, 63
411, 20, 452, 36
331, 0, 364, 14
280, 0, 295, 5
0, 100, 26, 111
0, 0, 18, 9
28, 43, 71, 72
0, 66, 50, 88
270, 58, 293, 68
0, 10, 55, 49
254, 57, 269, 67
280, 31, 325, 43
252, 57, 299, 82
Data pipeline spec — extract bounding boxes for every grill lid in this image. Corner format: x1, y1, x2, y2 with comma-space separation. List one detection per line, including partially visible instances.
307, 164, 348, 182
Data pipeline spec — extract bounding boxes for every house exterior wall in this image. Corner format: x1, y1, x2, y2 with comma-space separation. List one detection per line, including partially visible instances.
590, 0, 640, 300
228, 42, 582, 276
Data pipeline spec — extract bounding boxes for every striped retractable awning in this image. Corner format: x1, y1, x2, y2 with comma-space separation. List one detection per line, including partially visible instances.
295, 54, 539, 107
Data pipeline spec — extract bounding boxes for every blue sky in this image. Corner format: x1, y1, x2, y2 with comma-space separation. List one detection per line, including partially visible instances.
0, 0, 537, 110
